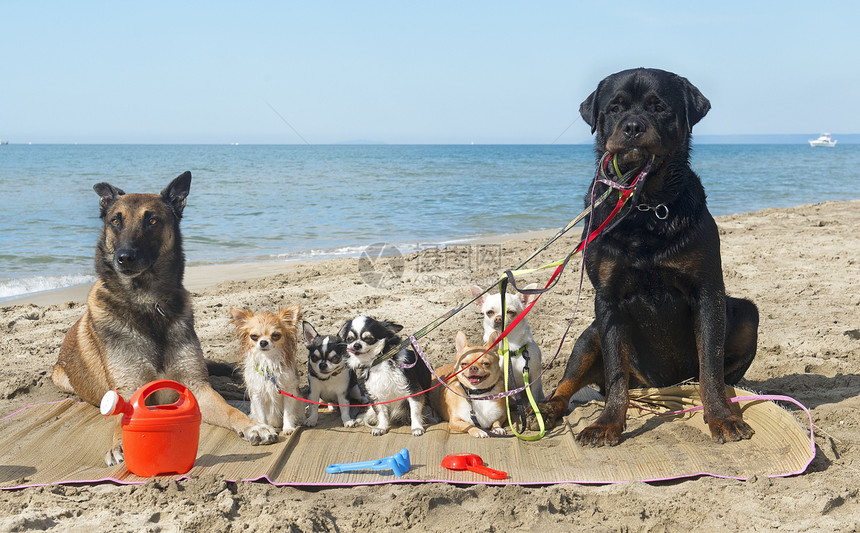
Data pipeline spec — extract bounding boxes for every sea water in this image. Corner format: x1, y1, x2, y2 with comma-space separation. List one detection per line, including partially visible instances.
1, 143, 858, 300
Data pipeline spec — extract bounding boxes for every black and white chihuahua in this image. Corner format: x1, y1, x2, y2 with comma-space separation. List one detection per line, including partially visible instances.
339, 316, 431, 436
302, 321, 364, 428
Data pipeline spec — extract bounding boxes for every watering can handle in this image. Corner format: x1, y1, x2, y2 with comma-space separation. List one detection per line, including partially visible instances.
132, 380, 198, 411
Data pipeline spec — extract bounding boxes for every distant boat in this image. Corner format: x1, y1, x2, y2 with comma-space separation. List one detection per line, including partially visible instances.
808, 133, 837, 147
0, 140, 9, 146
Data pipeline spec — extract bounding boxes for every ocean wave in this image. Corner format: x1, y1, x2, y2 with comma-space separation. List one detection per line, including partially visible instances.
269, 238, 482, 263
0, 274, 96, 302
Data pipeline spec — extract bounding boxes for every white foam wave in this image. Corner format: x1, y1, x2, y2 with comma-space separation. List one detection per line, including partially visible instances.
0, 274, 96, 301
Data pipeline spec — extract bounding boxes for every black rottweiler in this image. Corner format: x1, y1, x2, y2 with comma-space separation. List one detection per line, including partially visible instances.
533, 68, 759, 446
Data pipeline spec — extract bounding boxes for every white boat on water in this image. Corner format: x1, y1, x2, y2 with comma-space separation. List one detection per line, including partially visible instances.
808, 133, 837, 147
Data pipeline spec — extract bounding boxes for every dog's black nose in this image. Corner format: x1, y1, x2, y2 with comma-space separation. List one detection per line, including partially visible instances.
319, 361, 328, 371
259, 339, 269, 348
116, 249, 137, 265
622, 120, 646, 139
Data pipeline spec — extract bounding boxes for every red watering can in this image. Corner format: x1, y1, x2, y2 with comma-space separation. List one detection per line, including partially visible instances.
101, 380, 201, 477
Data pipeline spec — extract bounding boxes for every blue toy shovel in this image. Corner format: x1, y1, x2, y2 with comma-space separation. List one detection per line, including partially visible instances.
326, 448, 411, 478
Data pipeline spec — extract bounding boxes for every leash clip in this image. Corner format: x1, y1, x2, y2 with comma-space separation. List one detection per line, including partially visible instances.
637, 203, 669, 220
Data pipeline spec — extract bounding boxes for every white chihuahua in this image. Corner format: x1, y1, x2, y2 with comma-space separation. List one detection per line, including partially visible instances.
470, 284, 603, 406
470, 283, 544, 400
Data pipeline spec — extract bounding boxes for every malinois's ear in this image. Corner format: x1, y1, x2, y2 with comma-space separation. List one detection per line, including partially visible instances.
161, 171, 192, 220
93, 182, 125, 219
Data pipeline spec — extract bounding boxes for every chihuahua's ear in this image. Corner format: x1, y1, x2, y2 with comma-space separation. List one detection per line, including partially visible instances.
338, 321, 352, 340
278, 304, 301, 325
384, 321, 404, 334
229, 307, 254, 327
455, 331, 468, 355
486, 331, 499, 346
470, 285, 485, 308
302, 321, 318, 346
520, 283, 539, 307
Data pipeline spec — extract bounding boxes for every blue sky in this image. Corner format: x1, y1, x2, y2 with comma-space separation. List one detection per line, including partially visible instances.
2, 1, 858, 144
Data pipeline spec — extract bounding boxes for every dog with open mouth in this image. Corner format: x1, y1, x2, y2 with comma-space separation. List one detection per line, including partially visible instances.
532, 68, 760, 446
430, 331, 507, 438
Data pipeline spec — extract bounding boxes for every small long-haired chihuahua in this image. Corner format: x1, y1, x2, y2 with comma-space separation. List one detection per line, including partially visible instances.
230, 305, 304, 435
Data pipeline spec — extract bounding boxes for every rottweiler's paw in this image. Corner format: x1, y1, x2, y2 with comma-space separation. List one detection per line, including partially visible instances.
575, 423, 623, 447
708, 416, 754, 443
526, 401, 564, 431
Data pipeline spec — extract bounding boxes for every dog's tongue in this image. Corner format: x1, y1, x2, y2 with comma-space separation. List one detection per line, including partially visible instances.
468, 376, 484, 385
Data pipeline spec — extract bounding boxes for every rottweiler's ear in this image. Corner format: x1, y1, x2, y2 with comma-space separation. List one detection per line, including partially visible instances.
161, 171, 192, 220
579, 86, 601, 134
93, 182, 125, 218
679, 76, 711, 133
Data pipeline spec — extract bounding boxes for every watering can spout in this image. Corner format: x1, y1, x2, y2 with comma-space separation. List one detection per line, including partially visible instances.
100, 389, 132, 417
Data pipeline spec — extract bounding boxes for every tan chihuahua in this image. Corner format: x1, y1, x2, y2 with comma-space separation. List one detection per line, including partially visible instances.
230, 305, 305, 435
431, 331, 507, 438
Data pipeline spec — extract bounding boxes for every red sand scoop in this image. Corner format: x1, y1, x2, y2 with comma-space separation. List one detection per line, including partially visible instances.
100, 379, 201, 477
441, 453, 507, 480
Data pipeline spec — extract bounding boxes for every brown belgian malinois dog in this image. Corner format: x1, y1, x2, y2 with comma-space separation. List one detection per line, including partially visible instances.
52, 172, 279, 466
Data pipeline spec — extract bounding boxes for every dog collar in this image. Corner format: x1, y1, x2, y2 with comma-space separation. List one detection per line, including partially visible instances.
460, 380, 500, 397
310, 367, 344, 381
460, 380, 501, 428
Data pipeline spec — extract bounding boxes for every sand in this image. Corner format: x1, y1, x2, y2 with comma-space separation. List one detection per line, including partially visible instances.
1, 200, 859, 532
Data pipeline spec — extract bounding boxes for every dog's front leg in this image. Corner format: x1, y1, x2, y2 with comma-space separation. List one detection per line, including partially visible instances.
336, 392, 356, 427
193, 382, 278, 445
576, 301, 630, 447
406, 396, 425, 436
305, 381, 321, 427
530, 323, 603, 430
281, 387, 305, 435
105, 416, 125, 466
371, 404, 390, 436
695, 287, 754, 443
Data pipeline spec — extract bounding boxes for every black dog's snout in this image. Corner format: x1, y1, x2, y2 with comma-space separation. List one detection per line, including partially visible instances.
319, 361, 328, 371
622, 119, 646, 139
116, 249, 137, 265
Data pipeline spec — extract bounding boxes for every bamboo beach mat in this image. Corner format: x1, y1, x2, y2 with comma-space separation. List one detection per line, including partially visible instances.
0, 386, 814, 489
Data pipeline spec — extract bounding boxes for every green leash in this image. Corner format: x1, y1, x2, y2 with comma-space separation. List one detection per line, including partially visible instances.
498, 278, 546, 441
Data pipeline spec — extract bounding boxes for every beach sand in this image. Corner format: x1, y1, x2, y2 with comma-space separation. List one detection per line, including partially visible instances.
1, 201, 859, 531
